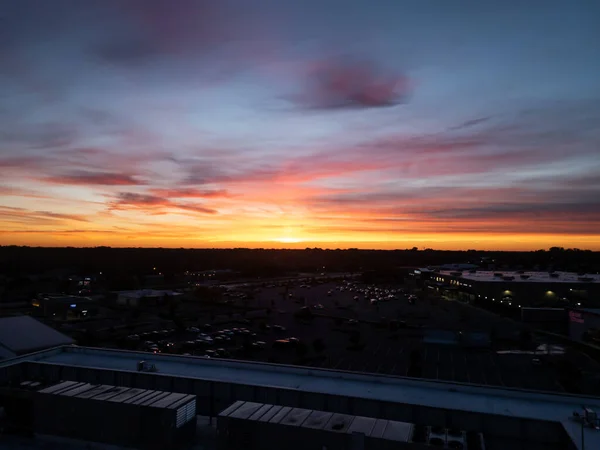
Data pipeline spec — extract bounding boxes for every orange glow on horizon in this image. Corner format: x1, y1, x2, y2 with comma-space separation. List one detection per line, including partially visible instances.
1, 228, 599, 251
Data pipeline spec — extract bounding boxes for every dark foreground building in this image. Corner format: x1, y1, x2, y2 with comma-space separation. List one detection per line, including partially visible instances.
1, 346, 599, 449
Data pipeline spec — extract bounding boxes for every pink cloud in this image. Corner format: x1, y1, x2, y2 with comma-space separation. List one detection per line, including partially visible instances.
109, 192, 217, 215
290, 57, 412, 110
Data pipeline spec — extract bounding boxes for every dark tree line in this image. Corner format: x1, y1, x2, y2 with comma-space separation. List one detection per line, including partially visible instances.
0, 246, 598, 279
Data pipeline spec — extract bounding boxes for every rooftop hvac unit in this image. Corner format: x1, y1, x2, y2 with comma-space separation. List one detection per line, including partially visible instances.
447, 428, 466, 449
428, 425, 447, 447
427, 427, 469, 449
520, 275, 530, 280
217, 402, 420, 450
34, 382, 197, 449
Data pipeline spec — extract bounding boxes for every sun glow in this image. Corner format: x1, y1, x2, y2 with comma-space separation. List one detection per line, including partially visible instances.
275, 237, 303, 244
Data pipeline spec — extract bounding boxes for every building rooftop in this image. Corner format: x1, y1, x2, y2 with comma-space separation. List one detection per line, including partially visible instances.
2, 345, 599, 449
438, 270, 600, 283
116, 289, 183, 299
0, 316, 74, 358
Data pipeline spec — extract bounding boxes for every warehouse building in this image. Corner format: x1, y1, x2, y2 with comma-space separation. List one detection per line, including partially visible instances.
418, 269, 600, 308
1, 345, 599, 449
0, 316, 74, 360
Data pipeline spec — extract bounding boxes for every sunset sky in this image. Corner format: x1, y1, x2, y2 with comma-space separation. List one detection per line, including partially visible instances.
1, 0, 599, 250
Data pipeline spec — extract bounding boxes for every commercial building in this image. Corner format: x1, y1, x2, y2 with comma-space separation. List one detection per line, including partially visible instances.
0, 316, 74, 360
1, 345, 599, 449
116, 289, 184, 308
416, 269, 600, 308
31, 294, 97, 319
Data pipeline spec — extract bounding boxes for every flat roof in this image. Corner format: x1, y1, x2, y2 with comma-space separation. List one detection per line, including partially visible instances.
438, 270, 600, 283
116, 289, 183, 299
0, 316, 74, 355
2, 346, 599, 449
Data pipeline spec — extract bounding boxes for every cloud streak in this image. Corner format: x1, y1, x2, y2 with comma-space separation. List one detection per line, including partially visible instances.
44, 171, 142, 186
110, 192, 217, 215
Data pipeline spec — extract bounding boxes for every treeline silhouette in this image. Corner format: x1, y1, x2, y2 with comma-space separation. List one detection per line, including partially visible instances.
0, 246, 598, 278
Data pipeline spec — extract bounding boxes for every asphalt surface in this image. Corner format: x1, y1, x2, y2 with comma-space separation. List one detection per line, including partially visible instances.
118, 280, 576, 393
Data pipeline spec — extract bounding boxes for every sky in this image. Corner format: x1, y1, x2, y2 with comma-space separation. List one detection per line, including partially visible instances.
1, 0, 599, 251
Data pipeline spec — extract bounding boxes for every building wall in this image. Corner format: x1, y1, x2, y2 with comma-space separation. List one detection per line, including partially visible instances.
116, 294, 139, 307
521, 308, 568, 333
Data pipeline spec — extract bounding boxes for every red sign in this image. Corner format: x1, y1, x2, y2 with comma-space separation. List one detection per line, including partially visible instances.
569, 311, 584, 324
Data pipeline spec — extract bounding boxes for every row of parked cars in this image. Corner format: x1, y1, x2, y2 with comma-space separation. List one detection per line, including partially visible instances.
125, 328, 175, 342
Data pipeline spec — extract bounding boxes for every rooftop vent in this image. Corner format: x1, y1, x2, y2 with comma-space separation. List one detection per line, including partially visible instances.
331, 421, 345, 430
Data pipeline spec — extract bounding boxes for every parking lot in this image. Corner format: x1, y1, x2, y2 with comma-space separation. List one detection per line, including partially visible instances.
114, 278, 597, 394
